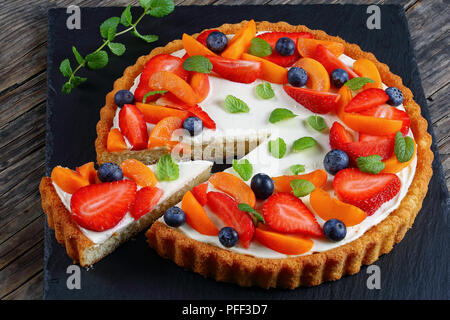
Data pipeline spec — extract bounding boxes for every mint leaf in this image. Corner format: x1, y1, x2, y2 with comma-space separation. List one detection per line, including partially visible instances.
344, 77, 375, 91
143, 90, 167, 103
140, 0, 152, 10
62, 82, 73, 94
71, 76, 87, 87
356, 155, 385, 174
108, 42, 126, 56
247, 38, 272, 57
120, 5, 133, 26
85, 50, 108, 69
72, 46, 85, 65
292, 137, 317, 152
290, 179, 315, 197
268, 138, 287, 159
148, 0, 175, 18
183, 55, 212, 74
100, 17, 120, 40
394, 131, 415, 163
132, 29, 159, 43
255, 82, 275, 99
290, 164, 305, 175
269, 108, 297, 123
307, 115, 327, 132
59, 59, 72, 77
238, 203, 265, 225
232, 159, 253, 181
224, 95, 250, 113
156, 154, 179, 181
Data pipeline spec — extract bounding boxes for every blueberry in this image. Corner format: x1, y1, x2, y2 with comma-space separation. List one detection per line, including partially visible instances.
287, 67, 308, 87
250, 173, 274, 200
218, 227, 239, 247
164, 207, 186, 227
323, 149, 349, 175
114, 90, 134, 108
331, 69, 349, 88
385, 87, 403, 106
183, 116, 203, 136
97, 163, 123, 182
206, 31, 228, 53
323, 219, 347, 242
275, 37, 295, 56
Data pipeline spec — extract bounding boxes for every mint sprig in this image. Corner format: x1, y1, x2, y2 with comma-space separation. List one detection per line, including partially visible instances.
268, 138, 287, 159
356, 155, 385, 174
269, 108, 297, 123
59, 1, 175, 94
156, 154, 179, 181
232, 159, 253, 181
255, 82, 275, 99
247, 38, 272, 57
307, 115, 327, 132
238, 203, 266, 225
224, 95, 250, 113
344, 77, 375, 91
394, 132, 415, 163
183, 56, 213, 73
292, 137, 317, 152
290, 164, 305, 175
290, 179, 315, 197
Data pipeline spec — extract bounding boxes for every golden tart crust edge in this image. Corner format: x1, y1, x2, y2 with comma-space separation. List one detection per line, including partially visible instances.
120, 20, 435, 289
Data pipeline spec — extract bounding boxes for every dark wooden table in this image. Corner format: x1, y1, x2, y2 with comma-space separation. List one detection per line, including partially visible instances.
0, 0, 448, 300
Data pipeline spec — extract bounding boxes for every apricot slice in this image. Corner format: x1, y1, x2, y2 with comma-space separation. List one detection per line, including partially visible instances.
353, 59, 382, 89
272, 169, 327, 193
336, 85, 353, 120
189, 72, 210, 102
136, 102, 189, 124
76, 162, 97, 184
148, 71, 198, 107
51, 166, 89, 194
254, 225, 313, 255
208, 172, 256, 207
341, 113, 403, 136
382, 141, 416, 174
293, 57, 330, 91
181, 191, 219, 236
241, 53, 288, 84
106, 128, 128, 152
120, 159, 157, 187
182, 33, 217, 57
148, 116, 183, 149
221, 20, 256, 60
297, 38, 344, 58
309, 188, 366, 226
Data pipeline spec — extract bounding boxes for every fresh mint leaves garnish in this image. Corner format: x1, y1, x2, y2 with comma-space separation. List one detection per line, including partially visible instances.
232, 159, 253, 181
156, 154, 179, 181
224, 95, 250, 113
290, 179, 315, 197
238, 203, 266, 225
183, 55, 213, 73
356, 155, 385, 174
394, 131, 415, 163
344, 77, 375, 91
269, 108, 297, 123
59, 1, 175, 94
247, 38, 272, 57
142, 90, 168, 103
255, 82, 275, 99
268, 138, 287, 159
292, 137, 317, 152
307, 115, 327, 132
290, 164, 305, 175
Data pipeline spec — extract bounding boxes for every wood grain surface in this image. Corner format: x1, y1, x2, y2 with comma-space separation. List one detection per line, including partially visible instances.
0, 0, 448, 300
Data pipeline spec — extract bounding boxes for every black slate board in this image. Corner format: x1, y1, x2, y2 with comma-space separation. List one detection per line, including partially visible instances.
44, 5, 449, 300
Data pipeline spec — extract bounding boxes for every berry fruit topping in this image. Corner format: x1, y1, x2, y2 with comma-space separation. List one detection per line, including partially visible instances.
188, 104, 216, 129
331, 68, 349, 88
323, 149, 350, 175
218, 227, 239, 248
191, 182, 208, 206
118, 104, 148, 150
314, 44, 359, 79
130, 186, 163, 220
287, 67, 308, 87
97, 162, 123, 182
323, 219, 347, 242
329, 122, 354, 150
358, 104, 410, 136
114, 90, 134, 108
385, 87, 404, 106
207, 55, 262, 84
293, 58, 330, 91
206, 31, 228, 53
275, 37, 296, 56
164, 206, 186, 228
183, 116, 203, 136
283, 86, 340, 114
196, 29, 220, 46
208, 172, 256, 208
344, 88, 389, 113
250, 173, 275, 200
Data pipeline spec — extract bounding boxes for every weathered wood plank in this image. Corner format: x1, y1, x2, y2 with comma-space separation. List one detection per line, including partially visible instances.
3, 271, 44, 300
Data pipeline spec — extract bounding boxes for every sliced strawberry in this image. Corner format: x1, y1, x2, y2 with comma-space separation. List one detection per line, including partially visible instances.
188, 104, 216, 129
358, 104, 410, 136
140, 54, 189, 87
345, 88, 389, 113
134, 82, 156, 103
359, 133, 391, 143
130, 186, 163, 220
119, 104, 148, 150
256, 32, 313, 67
345, 137, 395, 162
156, 92, 192, 111
207, 191, 255, 248
333, 168, 401, 215
262, 192, 323, 237
191, 183, 208, 206
329, 122, 354, 150
207, 55, 262, 83
70, 180, 137, 232
284, 86, 340, 114
196, 29, 219, 46
314, 44, 359, 79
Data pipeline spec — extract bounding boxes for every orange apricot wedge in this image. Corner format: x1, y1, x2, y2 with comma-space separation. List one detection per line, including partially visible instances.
241, 53, 288, 84
336, 85, 353, 120
309, 188, 367, 226
353, 59, 382, 89
148, 71, 198, 107
51, 166, 89, 194
297, 38, 344, 58
189, 72, 210, 102
221, 20, 256, 59
182, 33, 217, 57
254, 225, 313, 255
106, 128, 128, 153
148, 116, 183, 149
272, 169, 327, 194
208, 172, 256, 207
181, 191, 219, 236
120, 159, 157, 187
341, 113, 403, 136
136, 102, 189, 124
76, 162, 97, 184
382, 141, 416, 173
293, 57, 330, 91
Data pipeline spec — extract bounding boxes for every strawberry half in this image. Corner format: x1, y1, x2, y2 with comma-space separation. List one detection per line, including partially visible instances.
344, 88, 389, 113
333, 168, 401, 215
358, 104, 411, 136
329, 122, 354, 150
119, 104, 148, 150
262, 192, 323, 237
345, 137, 395, 162
188, 105, 216, 129
191, 183, 208, 206
134, 82, 153, 103
196, 29, 219, 46
207, 191, 255, 248
130, 186, 163, 220
207, 55, 262, 83
70, 180, 137, 232
284, 86, 340, 114
256, 32, 313, 67
314, 44, 359, 79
